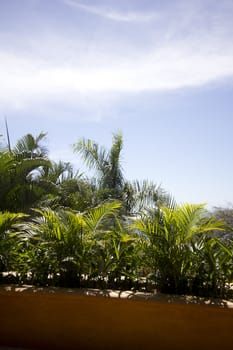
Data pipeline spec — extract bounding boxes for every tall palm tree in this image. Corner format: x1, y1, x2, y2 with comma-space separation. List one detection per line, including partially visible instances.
73, 132, 124, 195
73, 132, 170, 214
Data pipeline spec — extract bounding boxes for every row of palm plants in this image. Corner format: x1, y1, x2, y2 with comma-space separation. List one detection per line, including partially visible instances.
0, 131, 233, 297
1, 202, 232, 297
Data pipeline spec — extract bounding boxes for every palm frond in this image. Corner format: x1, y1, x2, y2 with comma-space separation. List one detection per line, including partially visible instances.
0, 211, 26, 237
13, 132, 48, 158
73, 139, 107, 174
85, 201, 121, 233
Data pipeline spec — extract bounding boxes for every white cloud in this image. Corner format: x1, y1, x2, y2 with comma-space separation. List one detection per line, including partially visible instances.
1, 42, 233, 112
63, 0, 157, 22
1, 1, 233, 117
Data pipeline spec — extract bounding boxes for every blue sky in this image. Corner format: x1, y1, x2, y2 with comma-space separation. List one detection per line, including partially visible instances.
1, 0, 233, 208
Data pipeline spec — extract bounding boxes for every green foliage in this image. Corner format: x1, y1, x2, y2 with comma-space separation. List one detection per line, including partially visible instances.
19, 202, 121, 286
132, 203, 226, 295
0, 139, 51, 212
73, 133, 170, 214
123, 180, 172, 215
1, 130, 233, 298
73, 132, 124, 193
13, 132, 48, 159
0, 132, 52, 212
91, 218, 141, 288
38, 160, 95, 211
0, 211, 26, 271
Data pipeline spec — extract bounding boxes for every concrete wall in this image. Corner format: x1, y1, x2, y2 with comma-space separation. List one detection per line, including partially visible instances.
0, 291, 233, 350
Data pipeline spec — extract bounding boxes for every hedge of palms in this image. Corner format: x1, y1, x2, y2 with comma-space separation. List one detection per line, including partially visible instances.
0, 132, 233, 297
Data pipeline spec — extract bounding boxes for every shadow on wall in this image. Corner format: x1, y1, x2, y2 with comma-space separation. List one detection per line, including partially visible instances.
1, 288, 233, 349
1, 283, 233, 308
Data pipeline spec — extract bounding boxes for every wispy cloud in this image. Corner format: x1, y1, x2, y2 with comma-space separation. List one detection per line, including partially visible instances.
1, 0, 233, 118
63, 0, 157, 22
1, 40, 233, 116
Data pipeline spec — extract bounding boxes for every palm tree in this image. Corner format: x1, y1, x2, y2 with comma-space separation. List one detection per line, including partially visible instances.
90, 217, 141, 288
73, 132, 124, 200
38, 160, 95, 211
0, 211, 26, 272
13, 132, 48, 159
132, 203, 224, 294
0, 149, 51, 212
0, 132, 52, 212
123, 180, 172, 216
22, 201, 121, 287
73, 132, 170, 214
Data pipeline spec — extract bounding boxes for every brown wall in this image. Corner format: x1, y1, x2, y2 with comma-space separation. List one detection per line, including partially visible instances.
1, 291, 233, 350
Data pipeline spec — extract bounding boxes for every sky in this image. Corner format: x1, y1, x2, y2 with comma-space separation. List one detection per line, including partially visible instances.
0, 0, 233, 209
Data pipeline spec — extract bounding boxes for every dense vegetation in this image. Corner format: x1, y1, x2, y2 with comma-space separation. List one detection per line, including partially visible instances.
0, 131, 233, 298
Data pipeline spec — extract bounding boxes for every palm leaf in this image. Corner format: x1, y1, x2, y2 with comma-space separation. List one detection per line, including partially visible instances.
73, 139, 107, 175
85, 201, 121, 233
